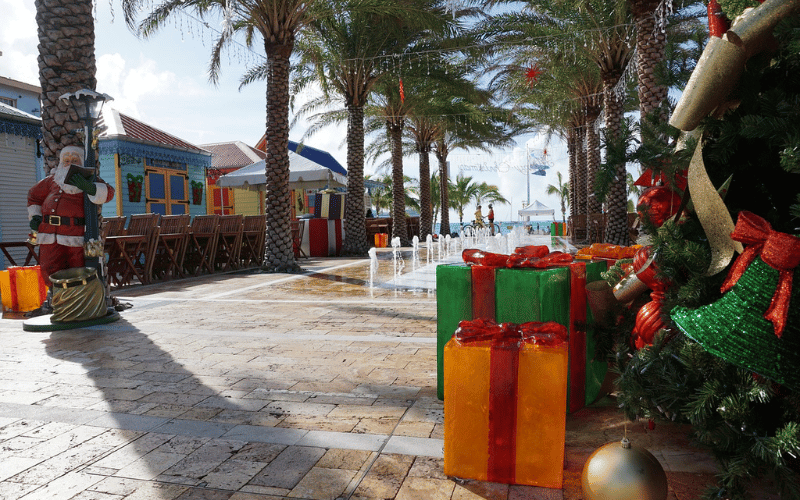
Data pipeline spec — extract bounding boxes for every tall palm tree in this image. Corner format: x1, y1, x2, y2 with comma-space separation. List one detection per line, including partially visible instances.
291, 1, 450, 255
546, 170, 570, 222
127, 0, 351, 272
36, 0, 96, 172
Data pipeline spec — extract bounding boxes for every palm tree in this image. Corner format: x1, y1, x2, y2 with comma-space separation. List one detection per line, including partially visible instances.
546, 170, 570, 222
36, 0, 96, 172
474, 181, 509, 210
291, 2, 450, 255
127, 0, 356, 272
449, 173, 481, 224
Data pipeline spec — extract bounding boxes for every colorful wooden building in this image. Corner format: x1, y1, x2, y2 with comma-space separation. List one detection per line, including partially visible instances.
98, 108, 211, 218
201, 141, 265, 215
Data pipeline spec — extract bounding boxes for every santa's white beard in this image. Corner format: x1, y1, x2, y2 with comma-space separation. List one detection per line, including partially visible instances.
53, 162, 86, 195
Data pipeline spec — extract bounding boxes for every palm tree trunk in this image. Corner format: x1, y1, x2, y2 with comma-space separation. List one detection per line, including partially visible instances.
36, 0, 96, 173
586, 111, 602, 215
262, 45, 300, 272
389, 120, 409, 246
568, 127, 578, 221
602, 78, 630, 246
343, 105, 368, 255
436, 144, 450, 237
418, 149, 432, 241
634, 1, 668, 120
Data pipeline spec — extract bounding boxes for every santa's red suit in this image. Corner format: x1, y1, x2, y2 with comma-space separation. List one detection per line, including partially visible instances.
28, 146, 114, 279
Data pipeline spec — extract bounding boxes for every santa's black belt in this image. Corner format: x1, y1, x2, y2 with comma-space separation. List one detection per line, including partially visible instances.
44, 215, 86, 226
54, 273, 97, 289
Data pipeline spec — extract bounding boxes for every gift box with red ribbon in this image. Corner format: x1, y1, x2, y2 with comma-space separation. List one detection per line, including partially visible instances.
0, 265, 48, 314
444, 319, 568, 488
313, 192, 345, 219
301, 218, 344, 257
436, 259, 608, 411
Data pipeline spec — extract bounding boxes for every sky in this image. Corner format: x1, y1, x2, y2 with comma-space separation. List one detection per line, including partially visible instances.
1, 0, 605, 223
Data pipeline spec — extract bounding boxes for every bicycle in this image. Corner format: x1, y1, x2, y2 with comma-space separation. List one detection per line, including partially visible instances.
462, 218, 500, 238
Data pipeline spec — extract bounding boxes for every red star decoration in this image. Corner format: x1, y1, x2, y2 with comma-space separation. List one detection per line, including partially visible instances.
525, 63, 542, 86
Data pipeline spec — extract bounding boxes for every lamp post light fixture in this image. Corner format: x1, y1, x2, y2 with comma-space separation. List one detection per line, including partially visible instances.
59, 89, 113, 280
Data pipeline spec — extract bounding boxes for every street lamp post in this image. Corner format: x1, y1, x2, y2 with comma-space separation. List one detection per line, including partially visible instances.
59, 89, 113, 281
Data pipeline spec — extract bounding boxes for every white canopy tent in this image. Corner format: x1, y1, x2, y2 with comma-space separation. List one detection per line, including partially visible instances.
518, 200, 554, 220
216, 150, 347, 191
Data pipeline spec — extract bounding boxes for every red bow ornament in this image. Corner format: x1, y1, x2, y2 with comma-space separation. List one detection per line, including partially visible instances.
720, 211, 800, 337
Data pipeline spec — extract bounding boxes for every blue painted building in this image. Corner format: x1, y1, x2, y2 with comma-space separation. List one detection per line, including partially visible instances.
98, 108, 211, 217
0, 102, 44, 269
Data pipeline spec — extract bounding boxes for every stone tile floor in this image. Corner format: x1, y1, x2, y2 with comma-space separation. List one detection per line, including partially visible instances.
0, 242, 725, 499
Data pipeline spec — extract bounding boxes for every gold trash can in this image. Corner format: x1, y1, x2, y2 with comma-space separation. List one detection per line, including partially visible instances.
49, 267, 107, 323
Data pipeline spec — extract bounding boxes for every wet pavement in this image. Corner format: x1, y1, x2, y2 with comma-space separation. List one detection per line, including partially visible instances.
0, 236, 730, 499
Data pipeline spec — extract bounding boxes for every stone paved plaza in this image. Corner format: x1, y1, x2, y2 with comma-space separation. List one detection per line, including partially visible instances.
0, 244, 726, 499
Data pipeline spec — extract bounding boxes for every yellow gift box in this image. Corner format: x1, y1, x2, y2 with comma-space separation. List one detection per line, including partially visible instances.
444, 320, 568, 488
0, 265, 48, 313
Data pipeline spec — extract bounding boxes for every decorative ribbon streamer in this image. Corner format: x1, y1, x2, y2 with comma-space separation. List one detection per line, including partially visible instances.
688, 143, 743, 276
720, 211, 800, 337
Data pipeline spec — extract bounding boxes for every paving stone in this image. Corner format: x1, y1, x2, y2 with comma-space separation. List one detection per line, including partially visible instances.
452, 481, 510, 500
287, 467, 357, 499
396, 476, 455, 500
247, 445, 326, 489
202, 459, 267, 490
315, 448, 372, 470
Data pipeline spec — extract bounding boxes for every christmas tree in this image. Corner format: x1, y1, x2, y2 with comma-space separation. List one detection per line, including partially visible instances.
611, 2, 800, 498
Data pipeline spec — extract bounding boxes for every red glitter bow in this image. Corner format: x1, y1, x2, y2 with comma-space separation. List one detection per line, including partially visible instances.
720, 211, 800, 337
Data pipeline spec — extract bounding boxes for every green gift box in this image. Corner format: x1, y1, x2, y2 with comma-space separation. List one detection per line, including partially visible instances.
436, 260, 608, 410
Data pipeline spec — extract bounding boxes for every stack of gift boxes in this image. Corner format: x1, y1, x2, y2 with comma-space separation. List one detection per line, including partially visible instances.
300, 192, 346, 257
438, 247, 612, 488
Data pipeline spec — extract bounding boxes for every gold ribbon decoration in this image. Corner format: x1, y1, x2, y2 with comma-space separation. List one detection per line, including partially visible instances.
670, 0, 800, 132
688, 143, 743, 276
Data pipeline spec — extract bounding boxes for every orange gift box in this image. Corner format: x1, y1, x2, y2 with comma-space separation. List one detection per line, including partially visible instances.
444, 320, 568, 488
0, 265, 48, 313
374, 233, 388, 248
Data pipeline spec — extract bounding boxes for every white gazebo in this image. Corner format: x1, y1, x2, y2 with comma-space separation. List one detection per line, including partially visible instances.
518, 200, 554, 220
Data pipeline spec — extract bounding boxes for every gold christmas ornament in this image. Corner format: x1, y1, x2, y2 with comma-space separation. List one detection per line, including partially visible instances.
612, 272, 649, 304
581, 437, 668, 500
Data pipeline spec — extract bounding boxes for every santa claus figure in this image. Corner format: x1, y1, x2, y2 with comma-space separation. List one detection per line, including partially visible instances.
28, 145, 115, 279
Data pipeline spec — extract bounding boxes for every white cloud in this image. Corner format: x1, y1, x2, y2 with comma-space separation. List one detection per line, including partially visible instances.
0, 0, 40, 84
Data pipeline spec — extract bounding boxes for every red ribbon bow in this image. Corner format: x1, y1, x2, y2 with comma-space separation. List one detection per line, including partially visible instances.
720, 211, 800, 338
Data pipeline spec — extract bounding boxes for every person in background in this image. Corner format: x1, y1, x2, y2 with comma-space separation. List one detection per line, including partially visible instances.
474, 205, 484, 228
487, 204, 495, 235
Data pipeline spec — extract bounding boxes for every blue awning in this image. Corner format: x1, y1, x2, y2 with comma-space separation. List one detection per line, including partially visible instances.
289, 141, 347, 176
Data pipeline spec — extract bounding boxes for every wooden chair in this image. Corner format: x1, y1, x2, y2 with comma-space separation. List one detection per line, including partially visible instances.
0, 242, 39, 267
101, 216, 127, 239
149, 214, 190, 281
569, 214, 587, 244
407, 216, 420, 241
105, 213, 159, 287
215, 214, 244, 272
184, 214, 220, 276
291, 219, 307, 258
588, 213, 606, 243
240, 215, 266, 267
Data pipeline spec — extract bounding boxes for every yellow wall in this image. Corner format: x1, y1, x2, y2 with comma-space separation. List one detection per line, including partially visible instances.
233, 188, 262, 215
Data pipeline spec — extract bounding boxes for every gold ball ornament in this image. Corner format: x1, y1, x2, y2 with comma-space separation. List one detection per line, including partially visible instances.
581, 437, 668, 500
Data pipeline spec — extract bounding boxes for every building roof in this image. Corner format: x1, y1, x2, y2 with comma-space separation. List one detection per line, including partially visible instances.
99, 107, 209, 155
0, 101, 41, 125
254, 133, 346, 176
0, 76, 41, 94
200, 141, 266, 168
